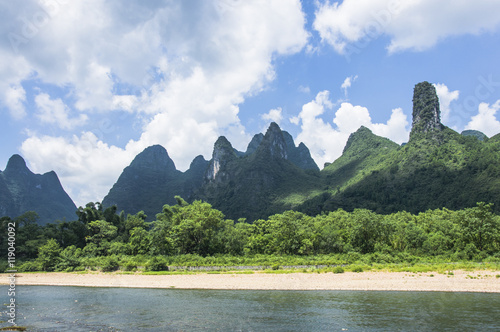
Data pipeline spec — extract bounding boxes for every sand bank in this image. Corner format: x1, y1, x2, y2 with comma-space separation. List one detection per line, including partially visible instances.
2, 270, 499, 292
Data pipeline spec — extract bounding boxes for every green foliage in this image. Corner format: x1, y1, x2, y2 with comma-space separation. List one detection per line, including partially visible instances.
146, 256, 169, 271
332, 266, 344, 273
301, 124, 500, 216
100, 255, 120, 272
9, 197, 500, 273
18, 260, 42, 272
56, 245, 82, 271
456, 203, 499, 252
84, 219, 118, 256
350, 265, 365, 273
36, 238, 62, 271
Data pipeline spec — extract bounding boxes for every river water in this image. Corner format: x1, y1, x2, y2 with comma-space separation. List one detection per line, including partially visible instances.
1, 286, 499, 331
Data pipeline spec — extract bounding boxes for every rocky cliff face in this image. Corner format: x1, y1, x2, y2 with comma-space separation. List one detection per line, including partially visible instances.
0, 154, 77, 225
245, 133, 264, 155
256, 122, 288, 159
205, 137, 237, 182
410, 81, 444, 140
199, 122, 321, 220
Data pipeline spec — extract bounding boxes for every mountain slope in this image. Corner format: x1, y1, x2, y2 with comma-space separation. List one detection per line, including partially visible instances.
102, 145, 208, 220
0, 155, 77, 225
197, 123, 321, 220
299, 82, 500, 215
101, 81, 500, 220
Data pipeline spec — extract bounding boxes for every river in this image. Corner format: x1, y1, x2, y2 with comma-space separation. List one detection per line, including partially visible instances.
2, 286, 499, 331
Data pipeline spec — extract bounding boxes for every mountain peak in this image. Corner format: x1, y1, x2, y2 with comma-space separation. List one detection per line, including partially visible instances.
343, 126, 374, 153
5, 154, 30, 173
245, 133, 264, 155
258, 122, 287, 159
342, 125, 399, 156
410, 81, 443, 140
206, 136, 236, 181
129, 145, 176, 172
0, 154, 76, 225
461, 130, 488, 141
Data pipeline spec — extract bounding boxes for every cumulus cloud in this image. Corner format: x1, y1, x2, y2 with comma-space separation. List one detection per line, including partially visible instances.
434, 83, 460, 126
4, 85, 27, 120
314, 0, 500, 54
35, 93, 88, 130
10, 0, 309, 205
261, 107, 283, 125
341, 75, 358, 98
21, 132, 145, 207
465, 101, 500, 137
293, 91, 409, 168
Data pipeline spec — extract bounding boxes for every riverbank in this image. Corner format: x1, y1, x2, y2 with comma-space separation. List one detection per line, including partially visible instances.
2, 270, 499, 292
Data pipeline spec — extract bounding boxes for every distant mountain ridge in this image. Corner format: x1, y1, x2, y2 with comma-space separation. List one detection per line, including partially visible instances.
0, 155, 77, 225
101, 145, 208, 220
3, 81, 499, 225
299, 82, 500, 215
103, 81, 500, 220
102, 123, 320, 220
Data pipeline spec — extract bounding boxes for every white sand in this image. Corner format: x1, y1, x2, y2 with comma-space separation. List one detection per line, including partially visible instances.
2, 270, 499, 292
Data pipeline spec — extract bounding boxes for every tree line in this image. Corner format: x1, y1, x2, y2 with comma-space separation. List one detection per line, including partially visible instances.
1, 197, 499, 272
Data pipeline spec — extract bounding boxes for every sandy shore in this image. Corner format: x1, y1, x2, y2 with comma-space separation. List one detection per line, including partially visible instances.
2, 270, 499, 292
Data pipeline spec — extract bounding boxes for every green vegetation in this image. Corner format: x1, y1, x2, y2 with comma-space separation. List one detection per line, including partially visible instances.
300, 126, 500, 216
1, 198, 499, 273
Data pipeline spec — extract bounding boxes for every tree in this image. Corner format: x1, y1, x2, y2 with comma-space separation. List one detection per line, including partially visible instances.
457, 203, 499, 252
37, 239, 62, 271
169, 200, 226, 256
122, 211, 148, 242
15, 212, 43, 259
84, 220, 118, 256
267, 211, 314, 255
347, 209, 383, 254
128, 227, 152, 255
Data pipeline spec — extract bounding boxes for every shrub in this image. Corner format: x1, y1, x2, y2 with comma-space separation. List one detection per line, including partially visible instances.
123, 260, 138, 271
332, 266, 344, 274
146, 257, 169, 271
350, 265, 364, 273
18, 261, 42, 272
101, 256, 119, 272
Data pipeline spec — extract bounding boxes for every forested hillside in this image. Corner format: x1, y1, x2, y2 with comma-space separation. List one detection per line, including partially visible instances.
1, 198, 498, 272
102, 81, 500, 221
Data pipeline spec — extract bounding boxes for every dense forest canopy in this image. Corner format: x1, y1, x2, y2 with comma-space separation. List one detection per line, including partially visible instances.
1, 198, 499, 272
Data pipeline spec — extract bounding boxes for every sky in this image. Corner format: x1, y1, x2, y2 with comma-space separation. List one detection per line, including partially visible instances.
1, 0, 500, 207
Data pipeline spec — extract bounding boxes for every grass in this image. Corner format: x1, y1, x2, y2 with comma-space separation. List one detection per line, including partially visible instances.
7, 254, 500, 275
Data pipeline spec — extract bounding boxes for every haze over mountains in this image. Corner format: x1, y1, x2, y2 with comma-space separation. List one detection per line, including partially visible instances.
0, 154, 76, 225
2, 81, 500, 224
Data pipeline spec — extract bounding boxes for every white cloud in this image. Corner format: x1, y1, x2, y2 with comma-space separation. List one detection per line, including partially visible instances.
465, 101, 500, 137
298, 85, 311, 94
0, 47, 32, 119
314, 0, 500, 54
293, 91, 409, 168
434, 83, 460, 127
261, 107, 283, 125
35, 93, 88, 130
4, 85, 27, 120
371, 107, 409, 143
13, 0, 309, 204
21, 132, 145, 207
341, 75, 358, 98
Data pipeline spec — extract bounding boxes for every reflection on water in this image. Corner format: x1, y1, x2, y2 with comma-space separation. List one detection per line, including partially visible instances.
1, 285, 499, 331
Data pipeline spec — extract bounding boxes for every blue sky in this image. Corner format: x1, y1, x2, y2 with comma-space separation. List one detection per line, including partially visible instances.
1, 0, 500, 206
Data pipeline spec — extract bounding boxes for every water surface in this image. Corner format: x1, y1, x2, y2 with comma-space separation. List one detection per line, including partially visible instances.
2, 286, 499, 331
